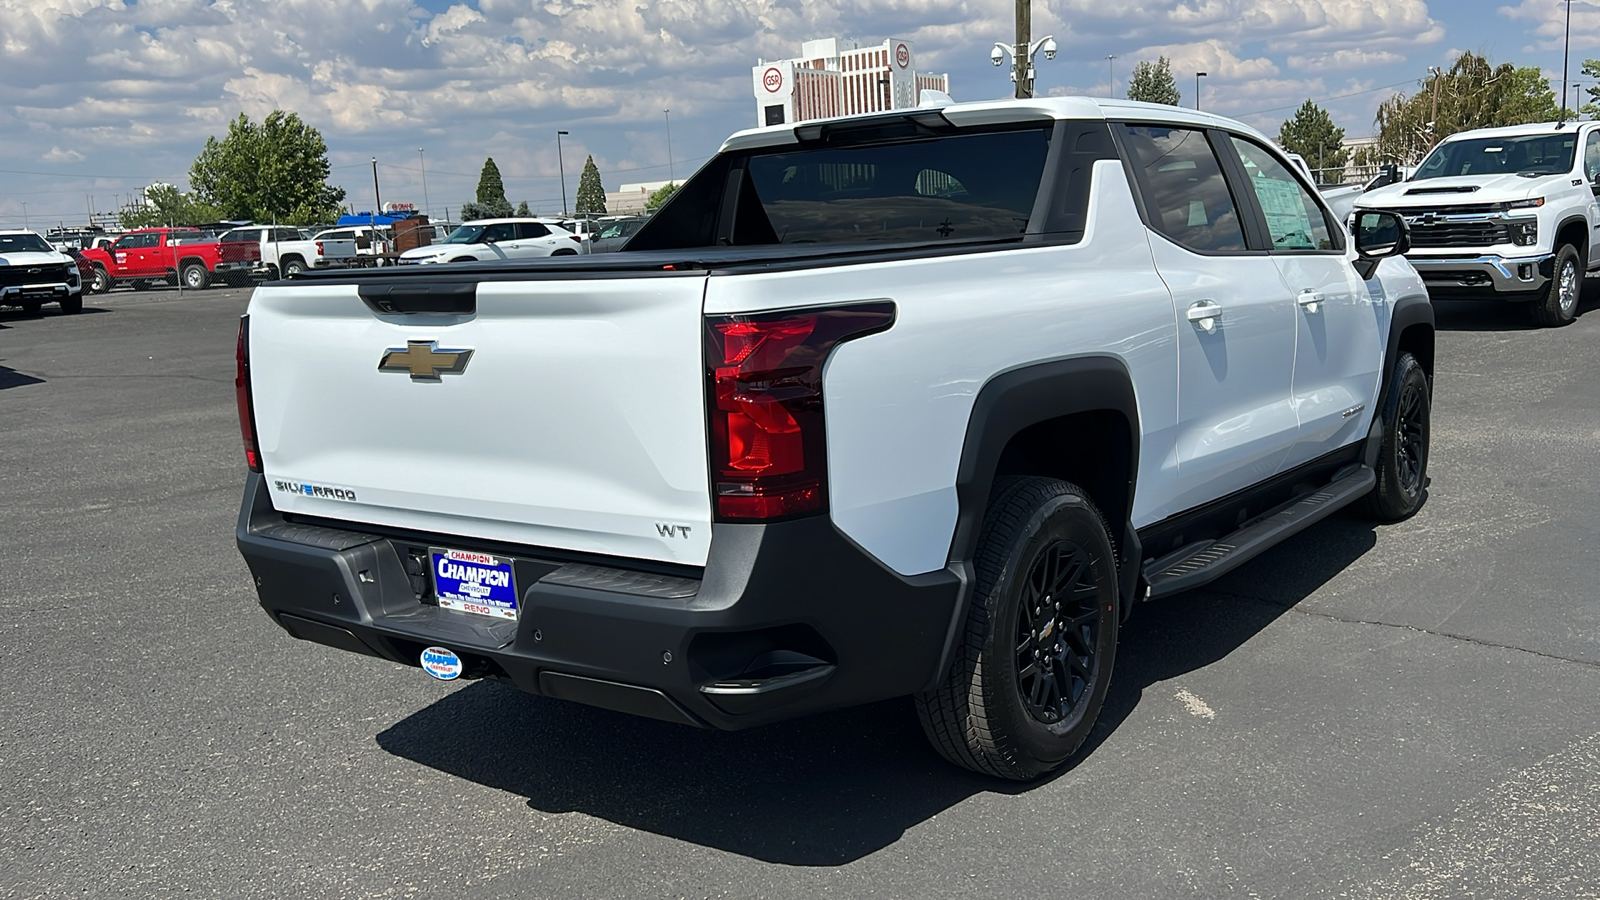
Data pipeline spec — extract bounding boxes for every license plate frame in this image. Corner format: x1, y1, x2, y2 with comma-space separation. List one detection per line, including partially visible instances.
429, 547, 519, 621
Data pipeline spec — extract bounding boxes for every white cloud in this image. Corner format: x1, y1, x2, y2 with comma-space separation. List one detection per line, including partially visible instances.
42, 146, 86, 163
1499, 0, 1600, 53
1287, 48, 1405, 73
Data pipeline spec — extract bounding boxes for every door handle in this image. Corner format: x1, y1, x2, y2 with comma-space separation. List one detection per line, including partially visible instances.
1297, 290, 1323, 312
1186, 300, 1223, 332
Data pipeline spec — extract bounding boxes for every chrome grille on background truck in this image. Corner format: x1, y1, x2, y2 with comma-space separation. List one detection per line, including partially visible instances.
1400, 206, 1513, 249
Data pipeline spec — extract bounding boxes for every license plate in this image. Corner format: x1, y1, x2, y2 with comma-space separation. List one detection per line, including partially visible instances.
430, 548, 518, 620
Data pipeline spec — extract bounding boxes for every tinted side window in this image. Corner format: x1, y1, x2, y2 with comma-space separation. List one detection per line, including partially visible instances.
1227, 137, 1338, 251
273, 228, 300, 242
118, 233, 157, 249
1121, 125, 1247, 253
516, 223, 550, 239
481, 224, 515, 243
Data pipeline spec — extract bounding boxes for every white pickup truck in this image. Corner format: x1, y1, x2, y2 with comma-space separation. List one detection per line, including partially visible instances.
1355, 120, 1600, 326
235, 97, 1434, 779
218, 226, 360, 280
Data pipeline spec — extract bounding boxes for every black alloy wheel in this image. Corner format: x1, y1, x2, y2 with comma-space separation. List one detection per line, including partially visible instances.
1015, 540, 1102, 726
916, 476, 1119, 780
1364, 351, 1430, 521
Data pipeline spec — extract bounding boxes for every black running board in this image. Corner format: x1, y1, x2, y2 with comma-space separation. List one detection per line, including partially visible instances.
1143, 465, 1376, 599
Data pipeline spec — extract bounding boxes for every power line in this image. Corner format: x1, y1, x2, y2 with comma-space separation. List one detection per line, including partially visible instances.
1241, 77, 1420, 117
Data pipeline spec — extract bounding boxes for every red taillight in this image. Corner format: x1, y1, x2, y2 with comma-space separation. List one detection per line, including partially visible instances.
705, 303, 895, 521
315, 240, 324, 257
569, 235, 583, 243
235, 316, 262, 473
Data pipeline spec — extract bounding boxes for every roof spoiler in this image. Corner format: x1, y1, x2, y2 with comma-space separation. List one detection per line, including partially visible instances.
793, 110, 957, 147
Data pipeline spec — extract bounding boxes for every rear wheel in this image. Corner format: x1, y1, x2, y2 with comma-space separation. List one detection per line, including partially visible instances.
450, 256, 477, 263
1363, 352, 1430, 521
281, 258, 305, 277
551, 249, 577, 256
58, 293, 83, 314
915, 476, 1120, 780
181, 263, 209, 290
1530, 244, 1582, 327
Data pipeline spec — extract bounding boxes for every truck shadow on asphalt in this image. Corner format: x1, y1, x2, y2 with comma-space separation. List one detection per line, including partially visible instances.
0, 364, 45, 389
376, 514, 1380, 866
1432, 284, 1600, 331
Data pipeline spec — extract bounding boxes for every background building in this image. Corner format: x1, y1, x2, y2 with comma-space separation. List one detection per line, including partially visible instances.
606, 180, 674, 215
751, 37, 950, 127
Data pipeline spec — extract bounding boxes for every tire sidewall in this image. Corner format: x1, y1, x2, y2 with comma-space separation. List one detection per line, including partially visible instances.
183, 265, 206, 289
1371, 353, 1430, 519
980, 489, 1119, 773
1544, 244, 1582, 325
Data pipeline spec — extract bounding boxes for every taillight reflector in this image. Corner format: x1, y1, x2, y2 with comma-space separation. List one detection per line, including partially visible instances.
704, 302, 895, 521
315, 240, 324, 256
235, 316, 262, 473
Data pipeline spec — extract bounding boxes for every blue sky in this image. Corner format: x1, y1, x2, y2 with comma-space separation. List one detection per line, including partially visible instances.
0, 0, 1595, 228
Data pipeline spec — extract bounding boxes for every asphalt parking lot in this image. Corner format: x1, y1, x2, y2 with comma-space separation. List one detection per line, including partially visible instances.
3, 282, 1599, 899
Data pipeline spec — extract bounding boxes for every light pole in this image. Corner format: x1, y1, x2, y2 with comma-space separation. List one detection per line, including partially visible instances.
990, 35, 1058, 99
418, 148, 430, 221
1560, 0, 1573, 120
371, 157, 382, 218
1195, 72, 1207, 111
21, 201, 28, 230
556, 130, 570, 217
664, 109, 674, 184
1106, 54, 1116, 98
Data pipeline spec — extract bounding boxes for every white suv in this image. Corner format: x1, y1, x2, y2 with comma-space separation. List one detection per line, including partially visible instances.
397, 218, 587, 265
1356, 121, 1600, 326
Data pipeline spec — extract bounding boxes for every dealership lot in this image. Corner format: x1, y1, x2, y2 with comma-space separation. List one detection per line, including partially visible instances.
3, 285, 1599, 898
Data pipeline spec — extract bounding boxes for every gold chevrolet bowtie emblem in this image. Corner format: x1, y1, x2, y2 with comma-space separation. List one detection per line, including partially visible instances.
378, 340, 473, 380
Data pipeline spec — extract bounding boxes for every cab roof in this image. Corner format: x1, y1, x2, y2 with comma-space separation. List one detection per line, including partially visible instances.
718, 95, 1273, 153
1439, 120, 1590, 142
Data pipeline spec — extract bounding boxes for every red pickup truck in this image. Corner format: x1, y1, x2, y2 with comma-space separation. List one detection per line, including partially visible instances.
80, 227, 260, 293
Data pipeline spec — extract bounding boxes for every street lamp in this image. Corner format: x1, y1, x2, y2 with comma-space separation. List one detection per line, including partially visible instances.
664, 110, 674, 184
1560, 0, 1573, 120
418, 148, 430, 221
556, 130, 570, 217
21, 201, 28, 230
990, 35, 1057, 99
371, 157, 382, 218
1195, 72, 1207, 111
1106, 54, 1116, 98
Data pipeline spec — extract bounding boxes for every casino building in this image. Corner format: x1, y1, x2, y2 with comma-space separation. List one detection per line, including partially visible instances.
751, 37, 951, 127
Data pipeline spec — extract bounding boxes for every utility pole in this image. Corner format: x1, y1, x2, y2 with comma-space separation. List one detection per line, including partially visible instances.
1560, 0, 1573, 120
1106, 55, 1116, 98
664, 110, 675, 184
1196, 72, 1207, 111
371, 157, 382, 216
556, 130, 570, 217
1429, 66, 1443, 144
1013, 0, 1030, 99
418, 148, 430, 221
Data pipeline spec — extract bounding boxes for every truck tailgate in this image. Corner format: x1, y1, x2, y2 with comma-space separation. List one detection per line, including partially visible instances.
246, 275, 713, 567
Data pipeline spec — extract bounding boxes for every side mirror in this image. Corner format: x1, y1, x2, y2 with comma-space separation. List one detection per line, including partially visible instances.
1352, 210, 1410, 280
1590, 171, 1600, 194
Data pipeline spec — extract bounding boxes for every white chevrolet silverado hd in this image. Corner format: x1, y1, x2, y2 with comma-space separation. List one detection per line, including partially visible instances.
0, 230, 84, 313
235, 98, 1435, 779
1355, 120, 1600, 326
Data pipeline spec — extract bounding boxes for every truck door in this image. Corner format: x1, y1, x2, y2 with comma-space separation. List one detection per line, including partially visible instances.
1583, 129, 1600, 268
1119, 124, 1300, 513
1222, 135, 1381, 468
113, 233, 160, 277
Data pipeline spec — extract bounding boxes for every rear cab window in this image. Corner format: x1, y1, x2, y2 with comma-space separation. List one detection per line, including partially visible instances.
628, 120, 1061, 251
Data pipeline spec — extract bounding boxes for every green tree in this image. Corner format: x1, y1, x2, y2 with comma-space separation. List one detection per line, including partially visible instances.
1374, 52, 1561, 163
515, 200, 531, 216
462, 157, 514, 220
1127, 57, 1181, 106
575, 155, 607, 215
645, 182, 678, 211
1581, 59, 1600, 117
1278, 100, 1348, 183
189, 111, 345, 225
117, 183, 223, 229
